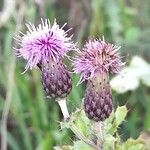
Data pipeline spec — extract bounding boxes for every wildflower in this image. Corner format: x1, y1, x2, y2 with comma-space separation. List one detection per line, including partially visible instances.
14, 19, 74, 100
73, 38, 124, 121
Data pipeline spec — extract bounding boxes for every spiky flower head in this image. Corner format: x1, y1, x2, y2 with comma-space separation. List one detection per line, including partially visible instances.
73, 38, 123, 84
14, 19, 74, 72
14, 19, 74, 101
73, 38, 124, 122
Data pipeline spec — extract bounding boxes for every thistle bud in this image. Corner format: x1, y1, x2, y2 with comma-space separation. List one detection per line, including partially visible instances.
84, 72, 112, 121
41, 61, 72, 99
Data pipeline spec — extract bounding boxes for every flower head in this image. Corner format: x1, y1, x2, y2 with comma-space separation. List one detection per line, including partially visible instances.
73, 38, 123, 84
42, 61, 72, 99
14, 19, 74, 72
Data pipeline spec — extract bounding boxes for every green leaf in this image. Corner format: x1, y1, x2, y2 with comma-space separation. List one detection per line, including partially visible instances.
115, 106, 128, 126
54, 145, 73, 150
73, 141, 93, 150
103, 134, 116, 150
122, 139, 145, 150
73, 110, 90, 137
61, 109, 91, 137
105, 105, 128, 134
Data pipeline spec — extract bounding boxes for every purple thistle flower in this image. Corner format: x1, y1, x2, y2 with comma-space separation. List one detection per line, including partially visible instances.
14, 19, 75, 120
73, 38, 124, 122
73, 38, 124, 84
14, 19, 75, 101
14, 19, 74, 72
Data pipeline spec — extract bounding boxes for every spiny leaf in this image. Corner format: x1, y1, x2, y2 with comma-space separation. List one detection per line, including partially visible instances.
115, 105, 128, 126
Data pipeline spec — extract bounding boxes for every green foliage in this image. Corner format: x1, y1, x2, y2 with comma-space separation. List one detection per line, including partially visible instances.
58, 106, 146, 150
0, 0, 150, 149
105, 106, 128, 135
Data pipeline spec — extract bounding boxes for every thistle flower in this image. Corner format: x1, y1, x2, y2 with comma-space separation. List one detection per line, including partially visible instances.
14, 19, 74, 104
73, 38, 124, 121
14, 19, 74, 72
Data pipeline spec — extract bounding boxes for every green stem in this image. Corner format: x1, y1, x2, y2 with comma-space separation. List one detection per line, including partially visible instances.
92, 122, 104, 150
70, 124, 100, 149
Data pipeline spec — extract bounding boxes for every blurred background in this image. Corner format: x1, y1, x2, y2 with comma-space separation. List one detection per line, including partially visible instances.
0, 0, 150, 149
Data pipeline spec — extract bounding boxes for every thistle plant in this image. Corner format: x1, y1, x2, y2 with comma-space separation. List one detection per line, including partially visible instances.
14, 19, 146, 150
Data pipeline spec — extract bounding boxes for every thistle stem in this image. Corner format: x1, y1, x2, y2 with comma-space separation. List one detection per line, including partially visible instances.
70, 124, 99, 149
57, 98, 70, 121
92, 122, 104, 150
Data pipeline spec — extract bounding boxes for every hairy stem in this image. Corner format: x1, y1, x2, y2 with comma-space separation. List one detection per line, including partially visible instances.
92, 122, 104, 150
70, 124, 100, 149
